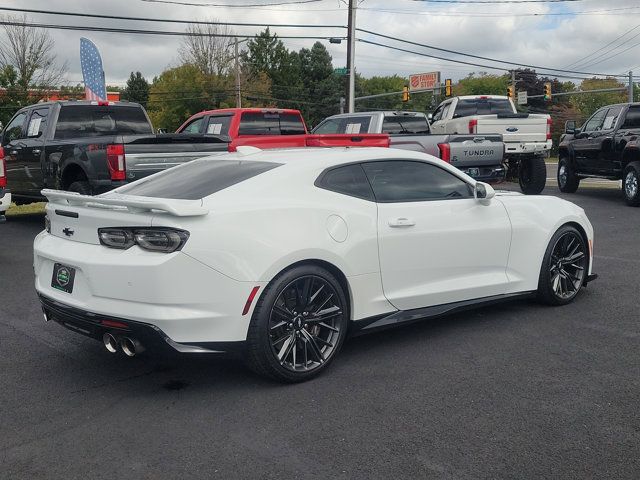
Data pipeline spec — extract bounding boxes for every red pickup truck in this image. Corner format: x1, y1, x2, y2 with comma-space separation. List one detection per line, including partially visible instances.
176, 108, 389, 150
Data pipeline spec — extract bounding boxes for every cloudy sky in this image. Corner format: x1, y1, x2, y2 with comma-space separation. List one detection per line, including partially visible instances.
1, 0, 639, 86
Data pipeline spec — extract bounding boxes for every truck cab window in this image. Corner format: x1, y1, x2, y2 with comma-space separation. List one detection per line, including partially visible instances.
27, 108, 49, 138
582, 109, 607, 132
621, 106, 640, 129
182, 117, 204, 134
3, 111, 27, 143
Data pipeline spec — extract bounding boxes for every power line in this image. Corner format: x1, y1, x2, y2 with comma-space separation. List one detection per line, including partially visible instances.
357, 28, 630, 78
357, 38, 620, 81
360, 5, 640, 17
407, 0, 585, 2
565, 24, 640, 69
0, 20, 343, 40
0, 7, 346, 29
139, 0, 323, 6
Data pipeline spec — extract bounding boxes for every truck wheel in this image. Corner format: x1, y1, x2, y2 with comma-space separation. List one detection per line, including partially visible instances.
623, 165, 640, 206
557, 158, 580, 193
67, 181, 92, 196
518, 155, 547, 195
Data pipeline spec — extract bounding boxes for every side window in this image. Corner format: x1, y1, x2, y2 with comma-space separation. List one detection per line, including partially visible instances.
313, 118, 342, 134
206, 115, 232, 136
431, 104, 444, 122
316, 164, 375, 201
441, 103, 451, 120
621, 106, 640, 128
182, 116, 204, 134
2, 111, 27, 144
582, 109, 607, 132
362, 160, 473, 202
602, 106, 622, 130
27, 108, 49, 138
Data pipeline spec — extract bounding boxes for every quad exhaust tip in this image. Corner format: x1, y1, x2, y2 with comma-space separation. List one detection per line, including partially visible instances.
120, 336, 144, 357
103, 332, 118, 353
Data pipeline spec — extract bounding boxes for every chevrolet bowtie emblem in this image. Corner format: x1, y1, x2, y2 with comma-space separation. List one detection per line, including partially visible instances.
63, 228, 74, 237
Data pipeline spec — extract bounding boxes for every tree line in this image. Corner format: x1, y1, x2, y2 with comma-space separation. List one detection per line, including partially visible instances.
0, 15, 632, 151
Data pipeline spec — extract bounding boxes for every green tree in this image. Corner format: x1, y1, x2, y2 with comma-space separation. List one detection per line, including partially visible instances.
146, 64, 210, 131
570, 77, 626, 121
0, 64, 27, 126
454, 72, 510, 96
122, 72, 150, 104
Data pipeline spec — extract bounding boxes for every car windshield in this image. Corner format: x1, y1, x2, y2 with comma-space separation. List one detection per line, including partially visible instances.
54, 105, 153, 139
116, 159, 281, 200
453, 99, 514, 118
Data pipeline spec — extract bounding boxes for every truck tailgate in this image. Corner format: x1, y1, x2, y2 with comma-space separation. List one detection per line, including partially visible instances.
124, 138, 228, 181
447, 135, 504, 167
476, 114, 549, 143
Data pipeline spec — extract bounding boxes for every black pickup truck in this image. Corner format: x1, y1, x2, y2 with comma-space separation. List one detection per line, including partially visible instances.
559, 102, 640, 206
0, 101, 227, 204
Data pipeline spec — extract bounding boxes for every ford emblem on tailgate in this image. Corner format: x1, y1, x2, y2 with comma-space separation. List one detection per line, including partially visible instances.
506, 127, 519, 132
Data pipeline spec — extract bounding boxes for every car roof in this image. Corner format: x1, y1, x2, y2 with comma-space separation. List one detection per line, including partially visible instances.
323, 111, 427, 119
219, 146, 432, 169
192, 108, 303, 117
455, 95, 510, 101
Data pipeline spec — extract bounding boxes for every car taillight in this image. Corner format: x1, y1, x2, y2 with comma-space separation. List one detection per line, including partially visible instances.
438, 143, 451, 163
468, 119, 478, 134
0, 147, 6, 188
98, 227, 189, 253
106, 144, 126, 181
546, 117, 552, 140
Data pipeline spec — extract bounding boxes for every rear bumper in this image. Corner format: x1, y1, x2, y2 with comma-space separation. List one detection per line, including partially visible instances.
504, 140, 552, 156
458, 165, 506, 183
0, 188, 11, 213
39, 294, 243, 354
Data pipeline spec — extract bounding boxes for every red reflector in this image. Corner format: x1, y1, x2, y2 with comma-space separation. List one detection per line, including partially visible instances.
546, 117, 553, 140
106, 144, 126, 181
0, 148, 6, 188
478, 96, 489, 99
242, 286, 260, 316
438, 143, 451, 162
98, 101, 110, 106
468, 119, 478, 134
101, 319, 129, 329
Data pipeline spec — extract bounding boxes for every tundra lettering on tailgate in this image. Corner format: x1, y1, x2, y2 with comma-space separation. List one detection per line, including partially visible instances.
452, 149, 495, 162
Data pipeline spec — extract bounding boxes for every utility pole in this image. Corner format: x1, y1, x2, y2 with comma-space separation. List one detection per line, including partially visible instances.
346, 0, 356, 113
235, 38, 241, 108
629, 70, 634, 103
511, 69, 516, 92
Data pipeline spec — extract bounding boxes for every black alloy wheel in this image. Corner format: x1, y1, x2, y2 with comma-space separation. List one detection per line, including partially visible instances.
245, 265, 348, 382
538, 225, 587, 305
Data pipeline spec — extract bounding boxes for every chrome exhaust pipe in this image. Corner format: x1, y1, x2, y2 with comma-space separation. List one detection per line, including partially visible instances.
120, 337, 144, 357
103, 332, 118, 353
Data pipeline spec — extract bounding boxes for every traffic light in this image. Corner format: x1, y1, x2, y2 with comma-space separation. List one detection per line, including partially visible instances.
507, 85, 515, 99
544, 82, 552, 101
445, 78, 452, 97
402, 85, 410, 102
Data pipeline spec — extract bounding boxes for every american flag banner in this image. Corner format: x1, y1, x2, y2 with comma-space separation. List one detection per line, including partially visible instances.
80, 38, 107, 101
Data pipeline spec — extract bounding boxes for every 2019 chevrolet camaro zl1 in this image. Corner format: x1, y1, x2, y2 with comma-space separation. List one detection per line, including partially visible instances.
34, 147, 596, 382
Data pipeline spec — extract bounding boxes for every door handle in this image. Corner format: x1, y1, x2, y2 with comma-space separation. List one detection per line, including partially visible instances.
388, 217, 415, 227
32, 149, 41, 155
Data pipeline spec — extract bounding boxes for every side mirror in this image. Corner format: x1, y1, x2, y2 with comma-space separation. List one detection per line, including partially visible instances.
427, 113, 433, 121
565, 120, 577, 135
475, 182, 495, 204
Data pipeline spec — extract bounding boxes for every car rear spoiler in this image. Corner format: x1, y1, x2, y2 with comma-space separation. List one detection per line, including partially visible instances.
305, 134, 390, 148
41, 189, 209, 217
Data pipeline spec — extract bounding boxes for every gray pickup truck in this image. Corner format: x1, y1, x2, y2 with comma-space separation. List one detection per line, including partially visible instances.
1, 101, 227, 203
312, 111, 505, 182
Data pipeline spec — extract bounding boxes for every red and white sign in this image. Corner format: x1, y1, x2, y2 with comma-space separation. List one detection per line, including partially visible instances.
409, 72, 441, 92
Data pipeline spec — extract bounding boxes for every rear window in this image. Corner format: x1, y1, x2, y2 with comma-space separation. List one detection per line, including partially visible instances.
382, 116, 430, 134
238, 112, 306, 135
116, 160, 280, 200
453, 99, 514, 118
54, 105, 153, 139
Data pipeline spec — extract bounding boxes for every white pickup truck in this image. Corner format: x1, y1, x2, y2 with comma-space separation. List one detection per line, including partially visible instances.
429, 95, 552, 194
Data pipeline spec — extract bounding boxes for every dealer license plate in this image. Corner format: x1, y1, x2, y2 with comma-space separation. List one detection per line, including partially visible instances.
51, 263, 76, 294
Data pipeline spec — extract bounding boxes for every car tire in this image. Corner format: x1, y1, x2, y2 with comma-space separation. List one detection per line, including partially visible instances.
557, 158, 580, 193
537, 225, 588, 306
244, 264, 349, 383
622, 165, 640, 206
67, 181, 93, 195
518, 155, 547, 195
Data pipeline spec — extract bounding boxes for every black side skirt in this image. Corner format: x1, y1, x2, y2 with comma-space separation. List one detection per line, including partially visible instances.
350, 291, 537, 335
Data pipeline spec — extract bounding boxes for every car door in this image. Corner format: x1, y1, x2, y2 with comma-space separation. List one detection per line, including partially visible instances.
595, 105, 623, 173
572, 108, 607, 172
1, 110, 29, 194
429, 102, 448, 134
363, 160, 512, 311
21, 107, 50, 194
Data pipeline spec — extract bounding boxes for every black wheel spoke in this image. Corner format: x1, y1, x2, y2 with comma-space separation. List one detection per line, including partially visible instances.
549, 231, 587, 300
269, 275, 343, 373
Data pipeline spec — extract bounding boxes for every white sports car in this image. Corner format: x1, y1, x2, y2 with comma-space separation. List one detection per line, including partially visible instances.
34, 147, 596, 382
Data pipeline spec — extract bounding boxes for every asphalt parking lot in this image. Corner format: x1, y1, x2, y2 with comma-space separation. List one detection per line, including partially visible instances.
1, 183, 639, 479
